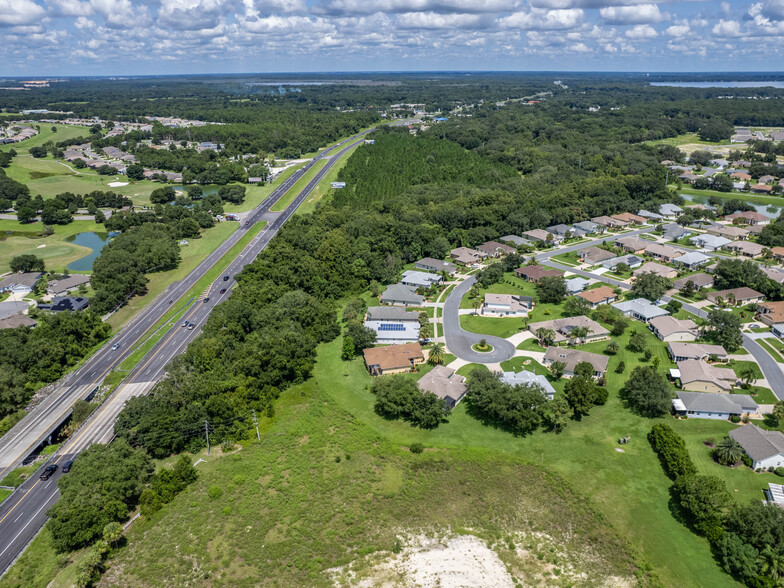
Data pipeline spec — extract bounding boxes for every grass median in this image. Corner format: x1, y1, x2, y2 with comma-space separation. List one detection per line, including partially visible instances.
116, 221, 267, 372
270, 159, 328, 212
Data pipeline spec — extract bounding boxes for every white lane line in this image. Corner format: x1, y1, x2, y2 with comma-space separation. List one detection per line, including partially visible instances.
13, 512, 24, 523
0, 490, 58, 558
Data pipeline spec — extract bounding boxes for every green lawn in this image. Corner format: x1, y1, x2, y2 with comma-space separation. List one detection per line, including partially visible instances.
733, 387, 778, 404
303, 328, 742, 587
646, 133, 716, 147
222, 164, 305, 214
0, 232, 91, 274
271, 159, 328, 212
677, 187, 784, 207
459, 314, 524, 339
0, 124, 92, 153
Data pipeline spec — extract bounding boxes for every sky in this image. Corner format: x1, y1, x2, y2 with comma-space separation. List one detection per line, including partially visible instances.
1, 0, 783, 75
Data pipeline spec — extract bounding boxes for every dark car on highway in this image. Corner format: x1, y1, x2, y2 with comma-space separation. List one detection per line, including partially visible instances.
40, 465, 58, 480
62, 460, 74, 473
220, 288, 226, 294
203, 297, 209, 303
223, 275, 229, 281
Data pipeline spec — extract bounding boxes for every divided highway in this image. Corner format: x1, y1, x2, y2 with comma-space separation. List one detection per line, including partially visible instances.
0, 132, 370, 575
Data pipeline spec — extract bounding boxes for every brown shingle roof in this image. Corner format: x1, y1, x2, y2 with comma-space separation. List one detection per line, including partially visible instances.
577, 286, 616, 304
363, 343, 424, 372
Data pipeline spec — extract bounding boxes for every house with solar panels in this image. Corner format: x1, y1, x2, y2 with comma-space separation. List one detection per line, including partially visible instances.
364, 307, 421, 344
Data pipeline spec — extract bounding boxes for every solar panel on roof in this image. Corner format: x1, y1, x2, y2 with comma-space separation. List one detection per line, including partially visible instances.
378, 323, 406, 331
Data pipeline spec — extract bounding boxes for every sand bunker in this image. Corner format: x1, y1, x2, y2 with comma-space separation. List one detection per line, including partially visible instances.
108, 181, 129, 187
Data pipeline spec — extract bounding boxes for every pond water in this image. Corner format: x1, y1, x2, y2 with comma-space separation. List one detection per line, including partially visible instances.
651, 81, 784, 89
173, 186, 220, 198
680, 193, 783, 219
66, 231, 118, 272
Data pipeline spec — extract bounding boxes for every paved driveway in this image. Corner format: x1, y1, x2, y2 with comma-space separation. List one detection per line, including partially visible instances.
442, 276, 516, 363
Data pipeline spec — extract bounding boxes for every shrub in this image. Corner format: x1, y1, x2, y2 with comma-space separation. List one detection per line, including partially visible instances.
647, 423, 697, 480
741, 454, 753, 468
730, 414, 741, 424
615, 361, 626, 374
208, 486, 223, 500
410, 442, 424, 454
776, 467, 784, 477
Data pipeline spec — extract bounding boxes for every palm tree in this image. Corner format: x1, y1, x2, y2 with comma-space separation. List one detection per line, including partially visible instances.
428, 342, 446, 365
727, 292, 737, 307
758, 546, 784, 580
535, 327, 555, 346
715, 436, 744, 466
739, 365, 758, 388
472, 298, 482, 315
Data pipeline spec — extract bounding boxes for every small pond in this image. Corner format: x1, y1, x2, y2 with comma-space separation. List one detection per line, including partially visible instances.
173, 186, 220, 198
66, 231, 118, 272
680, 193, 782, 219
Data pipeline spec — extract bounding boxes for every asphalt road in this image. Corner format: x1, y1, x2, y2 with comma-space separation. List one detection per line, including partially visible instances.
0, 133, 370, 577
442, 276, 516, 363
0, 131, 367, 476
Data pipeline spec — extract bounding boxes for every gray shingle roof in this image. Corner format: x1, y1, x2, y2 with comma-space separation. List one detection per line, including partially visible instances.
730, 425, 784, 462
676, 391, 757, 414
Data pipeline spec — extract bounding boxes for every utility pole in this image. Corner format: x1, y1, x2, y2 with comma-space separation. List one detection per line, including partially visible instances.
204, 420, 210, 455
252, 410, 260, 441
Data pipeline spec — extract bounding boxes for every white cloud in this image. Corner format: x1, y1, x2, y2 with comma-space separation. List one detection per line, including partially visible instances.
0, 0, 46, 26
316, 0, 516, 15
755, 0, 784, 20
599, 4, 665, 25
46, 0, 92, 16
396, 11, 485, 28
712, 19, 742, 36
157, 0, 229, 29
720, 1, 730, 14
624, 23, 657, 38
665, 23, 689, 37
499, 8, 583, 29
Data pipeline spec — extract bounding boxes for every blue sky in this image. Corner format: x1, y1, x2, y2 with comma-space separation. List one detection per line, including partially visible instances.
1, 0, 783, 75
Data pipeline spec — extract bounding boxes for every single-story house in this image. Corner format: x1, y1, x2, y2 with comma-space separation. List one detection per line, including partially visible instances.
772, 324, 784, 338
591, 215, 628, 229
363, 343, 425, 376
547, 224, 577, 238
707, 225, 750, 241
529, 316, 609, 345
663, 224, 691, 242
543, 347, 609, 378
415, 258, 456, 275
672, 251, 711, 270
638, 209, 664, 221
577, 286, 617, 307
500, 235, 533, 247
616, 236, 649, 254
730, 171, 752, 181
450, 247, 485, 266
37, 296, 89, 312
573, 220, 603, 234
400, 270, 442, 289
668, 342, 728, 362
514, 266, 563, 283
0, 272, 42, 294
673, 391, 758, 420
0, 314, 37, 330
417, 365, 467, 409
772, 246, 784, 262
690, 234, 733, 251
500, 370, 556, 399
613, 212, 647, 225
580, 246, 616, 264
677, 359, 737, 393
46, 274, 90, 297
707, 287, 764, 306
565, 277, 589, 295
747, 224, 766, 235
644, 243, 687, 263
751, 184, 774, 194
724, 240, 765, 258
725, 211, 770, 225
762, 266, 784, 284
659, 203, 684, 218
649, 315, 699, 341
757, 301, 784, 326
522, 229, 563, 244
672, 273, 714, 291
633, 262, 678, 280
380, 284, 424, 307
482, 293, 533, 317
477, 241, 516, 257
602, 255, 643, 271
365, 307, 421, 344
729, 425, 784, 470
612, 298, 669, 322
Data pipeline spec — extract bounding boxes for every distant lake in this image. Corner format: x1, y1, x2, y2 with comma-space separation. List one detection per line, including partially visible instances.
66, 231, 117, 272
681, 193, 782, 218
651, 81, 784, 88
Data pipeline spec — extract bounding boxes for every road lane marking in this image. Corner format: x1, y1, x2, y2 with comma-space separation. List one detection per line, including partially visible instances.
0, 490, 58, 559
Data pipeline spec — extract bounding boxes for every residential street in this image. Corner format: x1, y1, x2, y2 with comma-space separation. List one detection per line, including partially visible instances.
442, 276, 516, 363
